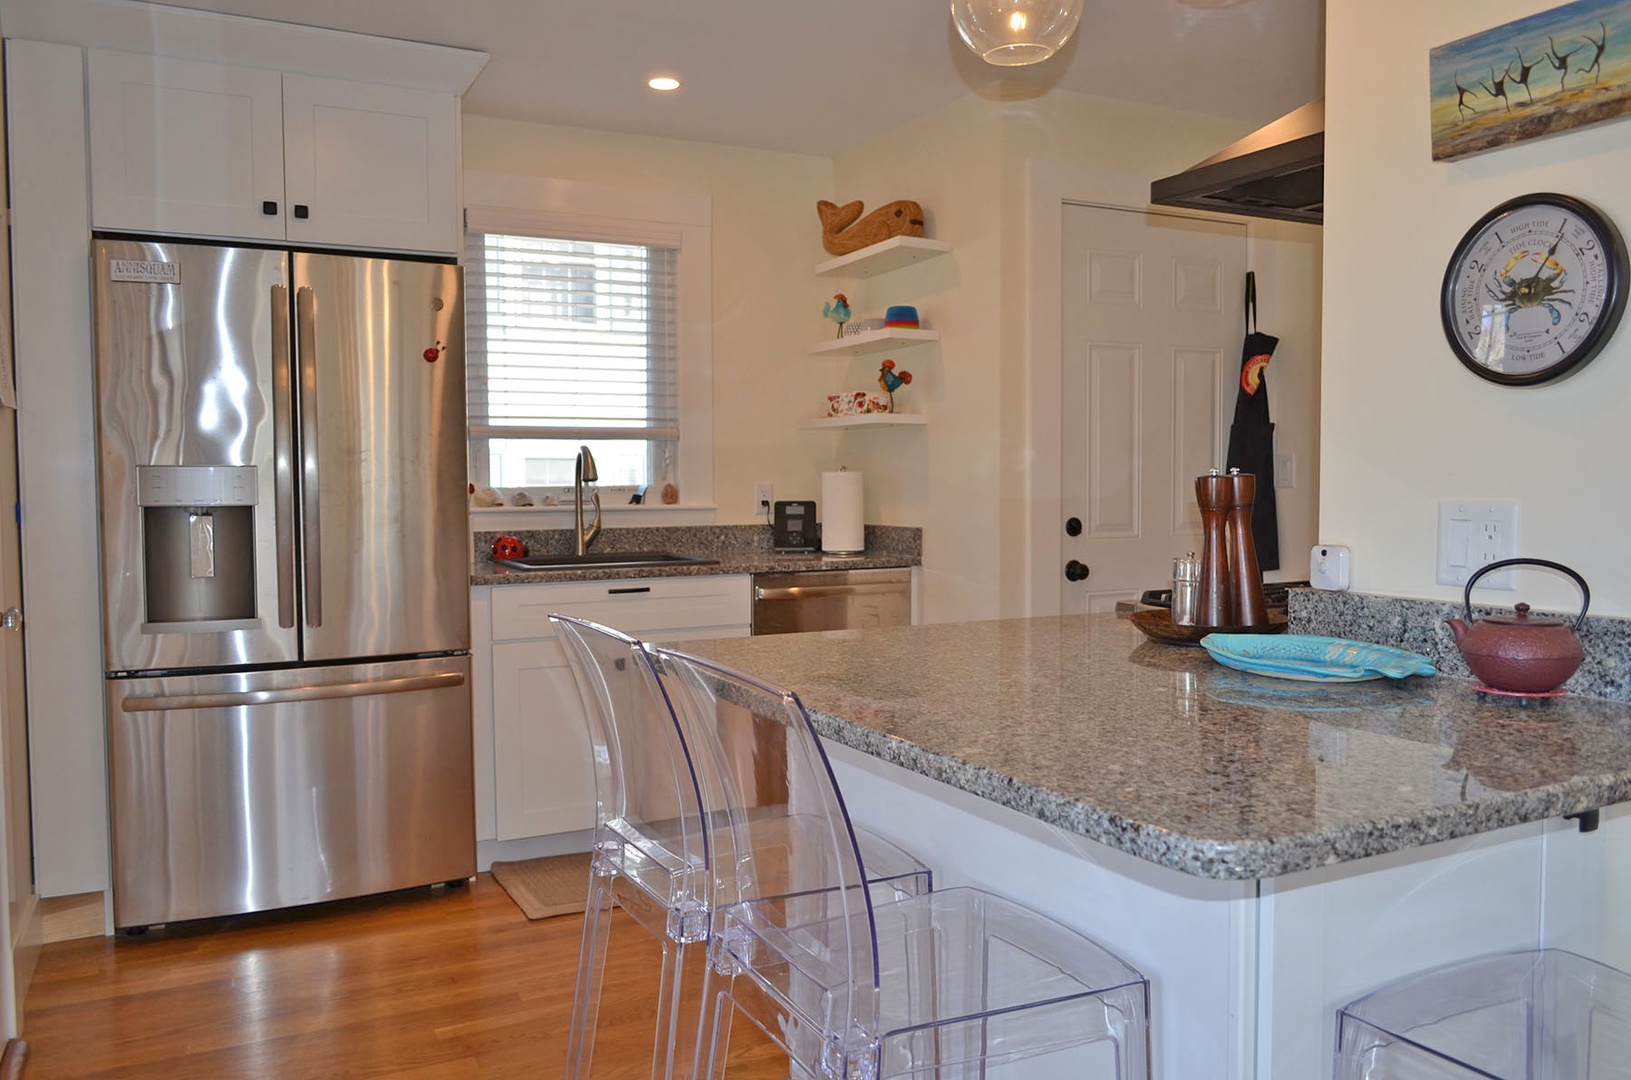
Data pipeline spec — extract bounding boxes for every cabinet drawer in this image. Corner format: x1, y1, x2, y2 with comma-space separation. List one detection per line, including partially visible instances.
490, 575, 751, 642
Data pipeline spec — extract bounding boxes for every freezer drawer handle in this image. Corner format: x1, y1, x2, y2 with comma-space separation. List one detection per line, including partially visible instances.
755, 583, 910, 601
120, 671, 465, 713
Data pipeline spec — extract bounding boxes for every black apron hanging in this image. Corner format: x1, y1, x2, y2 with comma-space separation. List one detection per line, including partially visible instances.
1224, 272, 1281, 571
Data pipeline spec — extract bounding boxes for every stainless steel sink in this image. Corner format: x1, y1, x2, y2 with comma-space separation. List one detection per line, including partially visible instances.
493, 550, 720, 571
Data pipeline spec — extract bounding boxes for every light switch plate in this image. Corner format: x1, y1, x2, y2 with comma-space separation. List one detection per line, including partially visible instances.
1310, 544, 1351, 591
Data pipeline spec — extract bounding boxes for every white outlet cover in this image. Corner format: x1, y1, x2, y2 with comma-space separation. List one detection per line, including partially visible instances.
1310, 544, 1350, 591
1436, 501, 1517, 590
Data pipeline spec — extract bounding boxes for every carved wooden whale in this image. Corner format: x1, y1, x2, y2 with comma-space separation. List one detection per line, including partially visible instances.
816, 199, 926, 256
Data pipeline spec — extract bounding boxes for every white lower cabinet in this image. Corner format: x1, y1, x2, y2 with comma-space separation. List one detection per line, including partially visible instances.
487, 576, 751, 841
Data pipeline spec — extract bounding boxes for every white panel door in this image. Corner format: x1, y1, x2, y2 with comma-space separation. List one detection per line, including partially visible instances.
282, 74, 458, 254
87, 50, 286, 242
1059, 205, 1245, 613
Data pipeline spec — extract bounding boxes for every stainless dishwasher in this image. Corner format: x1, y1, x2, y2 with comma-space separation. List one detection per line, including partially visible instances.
751, 568, 912, 635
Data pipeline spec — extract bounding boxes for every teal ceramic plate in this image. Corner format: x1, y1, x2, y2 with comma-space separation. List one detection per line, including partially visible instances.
1199, 634, 1436, 682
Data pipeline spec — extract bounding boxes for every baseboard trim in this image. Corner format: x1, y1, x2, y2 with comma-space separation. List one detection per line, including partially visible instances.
476, 832, 591, 871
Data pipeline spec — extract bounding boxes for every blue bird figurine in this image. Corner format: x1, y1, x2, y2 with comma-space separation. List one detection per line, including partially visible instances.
822, 293, 851, 338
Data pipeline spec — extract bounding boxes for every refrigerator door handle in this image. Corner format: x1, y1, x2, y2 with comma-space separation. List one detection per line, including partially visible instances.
119, 670, 466, 713
295, 284, 323, 628
271, 283, 297, 629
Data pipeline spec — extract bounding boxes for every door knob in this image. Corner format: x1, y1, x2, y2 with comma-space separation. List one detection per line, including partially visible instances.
1, 607, 21, 632
1065, 517, 1083, 537
1064, 561, 1090, 582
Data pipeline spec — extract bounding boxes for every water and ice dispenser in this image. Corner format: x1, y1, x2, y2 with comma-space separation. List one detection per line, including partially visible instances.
137, 465, 259, 629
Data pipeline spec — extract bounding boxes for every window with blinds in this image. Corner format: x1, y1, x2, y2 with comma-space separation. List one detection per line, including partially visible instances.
465, 231, 679, 489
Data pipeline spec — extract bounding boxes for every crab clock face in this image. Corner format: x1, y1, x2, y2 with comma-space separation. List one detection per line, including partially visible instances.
1441, 193, 1629, 386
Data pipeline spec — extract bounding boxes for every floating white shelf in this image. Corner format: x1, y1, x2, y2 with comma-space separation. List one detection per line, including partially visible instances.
799, 413, 927, 431
814, 236, 953, 279
809, 327, 940, 357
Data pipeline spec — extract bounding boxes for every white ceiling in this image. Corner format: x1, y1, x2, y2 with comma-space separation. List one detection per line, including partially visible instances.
143, 0, 1325, 156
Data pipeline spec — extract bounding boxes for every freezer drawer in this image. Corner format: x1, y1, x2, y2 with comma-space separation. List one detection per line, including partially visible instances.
107, 655, 474, 929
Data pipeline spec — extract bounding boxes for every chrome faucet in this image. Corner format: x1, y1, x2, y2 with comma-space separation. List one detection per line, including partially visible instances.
574, 445, 602, 555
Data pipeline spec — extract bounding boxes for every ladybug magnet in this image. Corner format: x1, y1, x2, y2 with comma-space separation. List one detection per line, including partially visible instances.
491, 535, 527, 560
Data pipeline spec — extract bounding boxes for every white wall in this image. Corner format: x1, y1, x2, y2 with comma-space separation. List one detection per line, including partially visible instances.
832, 97, 1005, 622
1324, 0, 1631, 615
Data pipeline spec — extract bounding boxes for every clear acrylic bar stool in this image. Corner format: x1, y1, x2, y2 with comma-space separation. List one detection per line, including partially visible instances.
652, 643, 1152, 1080
1335, 948, 1631, 1079
550, 616, 931, 1080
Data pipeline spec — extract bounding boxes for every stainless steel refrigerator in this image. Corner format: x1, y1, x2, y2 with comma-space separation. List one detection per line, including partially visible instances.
92, 237, 474, 930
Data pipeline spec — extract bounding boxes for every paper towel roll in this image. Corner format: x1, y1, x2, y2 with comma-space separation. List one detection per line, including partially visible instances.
820, 470, 865, 554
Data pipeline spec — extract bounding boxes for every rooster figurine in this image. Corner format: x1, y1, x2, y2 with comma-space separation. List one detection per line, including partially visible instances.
822, 293, 851, 338
878, 358, 913, 411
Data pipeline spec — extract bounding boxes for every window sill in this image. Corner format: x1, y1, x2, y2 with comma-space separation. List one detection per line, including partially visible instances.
469, 502, 719, 530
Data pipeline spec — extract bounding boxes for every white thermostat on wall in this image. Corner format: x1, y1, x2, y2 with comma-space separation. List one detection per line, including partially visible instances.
1310, 544, 1351, 591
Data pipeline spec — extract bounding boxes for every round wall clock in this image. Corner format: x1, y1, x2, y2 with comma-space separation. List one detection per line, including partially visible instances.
1440, 193, 1629, 386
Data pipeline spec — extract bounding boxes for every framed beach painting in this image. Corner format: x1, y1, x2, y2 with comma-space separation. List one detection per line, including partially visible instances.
1430, 0, 1631, 160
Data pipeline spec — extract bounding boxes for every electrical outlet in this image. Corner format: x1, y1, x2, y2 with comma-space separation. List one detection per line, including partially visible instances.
1437, 501, 1518, 589
754, 482, 773, 513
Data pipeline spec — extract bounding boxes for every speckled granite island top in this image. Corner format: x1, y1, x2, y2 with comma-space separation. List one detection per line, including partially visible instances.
680, 613, 1631, 881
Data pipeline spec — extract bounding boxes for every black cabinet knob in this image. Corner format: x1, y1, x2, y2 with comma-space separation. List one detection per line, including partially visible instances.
1065, 560, 1090, 582
1065, 516, 1083, 537
293, 204, 310, 219
262, 200, 278, 215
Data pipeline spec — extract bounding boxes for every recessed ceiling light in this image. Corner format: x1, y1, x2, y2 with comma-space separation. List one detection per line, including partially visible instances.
648, 76, 680, 92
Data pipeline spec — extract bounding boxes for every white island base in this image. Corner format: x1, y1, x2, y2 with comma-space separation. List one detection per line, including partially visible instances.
826, 742, 1630, 1080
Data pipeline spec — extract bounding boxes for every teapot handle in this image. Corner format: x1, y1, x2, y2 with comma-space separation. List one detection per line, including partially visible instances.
1464, 557, 1590, 630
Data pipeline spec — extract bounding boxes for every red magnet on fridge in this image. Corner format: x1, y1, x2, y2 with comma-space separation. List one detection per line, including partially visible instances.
423, 341, 442, 363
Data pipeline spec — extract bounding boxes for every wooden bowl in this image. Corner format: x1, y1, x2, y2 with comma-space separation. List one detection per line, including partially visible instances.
1128, 607, 1287, 647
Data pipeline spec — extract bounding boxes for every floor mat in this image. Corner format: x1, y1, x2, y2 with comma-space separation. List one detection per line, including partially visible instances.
490, 852, 592, 920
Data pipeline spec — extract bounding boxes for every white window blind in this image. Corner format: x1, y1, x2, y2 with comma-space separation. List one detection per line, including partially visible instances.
466, 232, 679, 443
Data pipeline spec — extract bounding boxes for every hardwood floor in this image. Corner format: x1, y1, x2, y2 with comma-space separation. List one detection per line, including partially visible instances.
20, 874, 783, 1079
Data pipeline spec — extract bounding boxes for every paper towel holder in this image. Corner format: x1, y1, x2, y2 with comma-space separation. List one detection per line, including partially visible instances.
820, 467, 866, 556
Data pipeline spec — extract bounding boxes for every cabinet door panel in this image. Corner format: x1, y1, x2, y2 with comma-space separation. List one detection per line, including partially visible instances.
492, 639, 593, 841
282, 74, 457, 254
487, 578, 752, 841
87, 50, 285, 241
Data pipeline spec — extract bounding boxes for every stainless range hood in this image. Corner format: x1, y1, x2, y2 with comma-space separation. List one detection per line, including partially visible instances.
1150, 99, 1323, 225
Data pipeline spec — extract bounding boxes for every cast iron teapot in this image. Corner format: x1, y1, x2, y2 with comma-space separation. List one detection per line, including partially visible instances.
1445, 558, 1589, 694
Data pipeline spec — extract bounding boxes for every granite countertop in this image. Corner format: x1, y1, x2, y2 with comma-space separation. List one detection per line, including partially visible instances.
680, 613, 1631, 881
469, 524, 920, 586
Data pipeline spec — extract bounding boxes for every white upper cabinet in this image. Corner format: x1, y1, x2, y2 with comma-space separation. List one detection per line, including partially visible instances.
281, 75, 458, 254
88, 51, 287, 243
87, 51, 460, 254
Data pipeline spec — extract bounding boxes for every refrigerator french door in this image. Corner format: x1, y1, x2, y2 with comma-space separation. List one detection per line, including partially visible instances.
92, 238, 474, 929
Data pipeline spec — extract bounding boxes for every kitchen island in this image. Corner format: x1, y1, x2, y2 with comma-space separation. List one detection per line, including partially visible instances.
684, 614, 1631, 1079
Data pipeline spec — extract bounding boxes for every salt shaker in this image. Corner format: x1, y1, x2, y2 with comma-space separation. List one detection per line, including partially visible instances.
1171, 553, 1201, 626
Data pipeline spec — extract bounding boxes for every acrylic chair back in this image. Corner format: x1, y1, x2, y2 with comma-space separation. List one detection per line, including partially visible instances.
651, 644, 884, 1076
550, 615, 713, 1080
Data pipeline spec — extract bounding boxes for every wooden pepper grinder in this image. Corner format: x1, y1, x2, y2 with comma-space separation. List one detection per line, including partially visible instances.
1195, 470, 1232, 627
1224, 468, 1268, 627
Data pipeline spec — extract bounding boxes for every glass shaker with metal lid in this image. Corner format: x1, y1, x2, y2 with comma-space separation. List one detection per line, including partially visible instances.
1171, 553, 1201, 626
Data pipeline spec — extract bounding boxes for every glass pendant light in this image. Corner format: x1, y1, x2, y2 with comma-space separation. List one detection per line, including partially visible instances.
950, 0, 1083, 66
